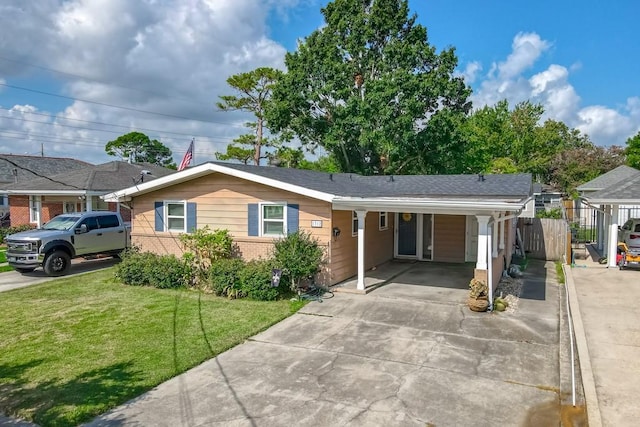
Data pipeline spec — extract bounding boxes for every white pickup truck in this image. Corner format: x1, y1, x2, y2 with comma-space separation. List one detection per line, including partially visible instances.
5, 211, 131, 276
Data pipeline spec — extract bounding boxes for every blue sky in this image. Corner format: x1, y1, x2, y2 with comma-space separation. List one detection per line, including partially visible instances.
0, 0, 638, 165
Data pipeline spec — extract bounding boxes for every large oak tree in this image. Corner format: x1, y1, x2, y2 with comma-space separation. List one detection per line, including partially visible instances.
268, 0, 471, 175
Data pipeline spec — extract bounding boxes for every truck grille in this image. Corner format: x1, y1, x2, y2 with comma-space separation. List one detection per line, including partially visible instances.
6, 241, 39, 252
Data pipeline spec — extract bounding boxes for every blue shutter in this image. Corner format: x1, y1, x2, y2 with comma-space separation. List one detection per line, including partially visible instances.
248, 203, 259, 236
186, 202, 197, 232
287, 204, 299, 234
154, 202, 163, 231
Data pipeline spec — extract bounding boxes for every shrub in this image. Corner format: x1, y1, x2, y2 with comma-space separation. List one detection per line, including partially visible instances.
208, 258, 245, 297
536, 208, 563, 219
1, 224, 37, 242
272, 231, 324, 291
239, 259, 285, 301
179, 226, 233, 285
116, 248, 189, 289
145, 254, 191, 289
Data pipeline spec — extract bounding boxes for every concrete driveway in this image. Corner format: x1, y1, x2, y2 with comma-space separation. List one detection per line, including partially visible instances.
88, 259, 577, 426
0, 257, 120, 293
566, 253, 640, 427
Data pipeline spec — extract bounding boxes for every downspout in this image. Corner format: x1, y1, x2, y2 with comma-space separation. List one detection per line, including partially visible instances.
488, 221, 493, 311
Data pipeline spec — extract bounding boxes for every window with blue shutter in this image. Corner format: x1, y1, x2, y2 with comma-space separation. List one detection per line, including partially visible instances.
155, 201, 196, 233
249, 202, 299, 236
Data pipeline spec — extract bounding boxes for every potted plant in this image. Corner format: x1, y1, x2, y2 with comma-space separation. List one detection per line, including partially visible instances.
468, 278, 489, 312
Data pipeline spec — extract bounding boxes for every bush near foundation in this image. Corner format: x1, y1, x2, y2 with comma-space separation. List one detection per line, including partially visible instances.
116, 248, 190, 289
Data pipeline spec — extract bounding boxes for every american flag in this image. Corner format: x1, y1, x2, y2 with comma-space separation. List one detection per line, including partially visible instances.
178, 140, 194, 171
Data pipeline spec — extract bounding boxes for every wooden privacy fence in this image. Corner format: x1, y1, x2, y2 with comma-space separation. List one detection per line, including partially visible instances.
518, 218, 569, 261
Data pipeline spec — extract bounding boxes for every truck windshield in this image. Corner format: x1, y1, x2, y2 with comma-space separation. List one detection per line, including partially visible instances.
41, 216, 79, 231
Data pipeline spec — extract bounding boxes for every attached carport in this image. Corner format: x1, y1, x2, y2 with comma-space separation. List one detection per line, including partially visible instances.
581, 172, 640, 267
332, 191, 531, 307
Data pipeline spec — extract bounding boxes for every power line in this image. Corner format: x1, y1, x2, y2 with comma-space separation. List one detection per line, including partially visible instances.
0, 113, 238, 143
0, 155, 84, 190
0, 106, 241, 140
0, 132, 221, 156
0, 55, 215, 109
0, 82, 232, 125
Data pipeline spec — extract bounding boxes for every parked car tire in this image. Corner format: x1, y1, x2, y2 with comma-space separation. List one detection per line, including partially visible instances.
44, 250, 71, 276
15, 267, 35, 273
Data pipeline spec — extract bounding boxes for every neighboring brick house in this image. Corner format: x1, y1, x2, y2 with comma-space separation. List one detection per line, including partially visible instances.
4, 160, 176, 227
103, 162, 533, 293
0, 154, 91, 219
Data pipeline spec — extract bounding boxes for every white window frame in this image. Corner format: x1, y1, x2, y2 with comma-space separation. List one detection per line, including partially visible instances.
29, 195, 40, 224
259, 202, 287, 237
352, 211, 358, 236
63, 201, 78, 213
164, 200, 186, 232
379, 211, 388, 230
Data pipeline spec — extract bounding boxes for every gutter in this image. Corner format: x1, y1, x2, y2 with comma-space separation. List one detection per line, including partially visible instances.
332, 197, 529, 213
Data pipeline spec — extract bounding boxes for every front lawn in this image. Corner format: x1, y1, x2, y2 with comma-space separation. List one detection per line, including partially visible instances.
0, 268, 302, 426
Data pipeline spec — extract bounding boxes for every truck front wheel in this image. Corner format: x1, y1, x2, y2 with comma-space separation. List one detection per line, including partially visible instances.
44, 250, 71, 276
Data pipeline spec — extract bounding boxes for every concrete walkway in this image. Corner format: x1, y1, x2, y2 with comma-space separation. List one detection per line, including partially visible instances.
87, 260, 573, 426
565, 248, 640, 427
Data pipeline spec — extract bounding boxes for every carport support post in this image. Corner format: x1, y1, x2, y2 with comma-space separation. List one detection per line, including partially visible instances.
356, 210, 367, 291
608, 205, 619, 268
475, 216, 490, 271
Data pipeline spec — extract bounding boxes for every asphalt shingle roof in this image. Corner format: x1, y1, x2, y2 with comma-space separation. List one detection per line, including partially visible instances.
4, 161, 175, 192
576, 165, 640, 192
585, 173, 640, 202
214, 162, 532, 199
0, 154, 91, 188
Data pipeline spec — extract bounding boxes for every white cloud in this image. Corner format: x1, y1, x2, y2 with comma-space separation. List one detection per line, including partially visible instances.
0, 0, 294, 164
461, 61, 482, 84
470, 32, 639, 146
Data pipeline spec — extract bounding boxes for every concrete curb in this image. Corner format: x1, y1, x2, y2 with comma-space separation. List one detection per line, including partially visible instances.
563, 264, 602, 427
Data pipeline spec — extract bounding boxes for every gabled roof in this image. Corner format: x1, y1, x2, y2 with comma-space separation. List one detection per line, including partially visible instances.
103, 161, 532, 213
576, 165, 640, 192
0, 154, 91, 188
583, 173, 640, 204
4, 161, 176, 195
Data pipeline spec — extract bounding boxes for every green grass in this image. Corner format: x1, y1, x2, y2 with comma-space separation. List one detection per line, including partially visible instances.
0, 248, 6, 263
555, 261, 566, 284
0, 269, 302, 426
0, 265, 14, 272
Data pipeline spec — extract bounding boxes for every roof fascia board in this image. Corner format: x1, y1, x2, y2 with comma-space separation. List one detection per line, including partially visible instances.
584, 198, 640, 204
102, 163, 336, 203
5, 190, 93, 196
332, 196, 531, 213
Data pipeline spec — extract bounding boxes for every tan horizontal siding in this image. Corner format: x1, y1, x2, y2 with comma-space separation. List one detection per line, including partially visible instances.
433, 214, 465, 263
132, 174, 332, 243
329, 210, 394, 285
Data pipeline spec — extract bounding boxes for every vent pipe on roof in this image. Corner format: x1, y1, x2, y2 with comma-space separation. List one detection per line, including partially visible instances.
329, 173, 333, 181
388, 175, 394, 182
478, 174, 485, 182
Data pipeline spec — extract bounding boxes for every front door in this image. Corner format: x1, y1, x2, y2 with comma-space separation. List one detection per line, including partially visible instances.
397, 212, 417, 257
